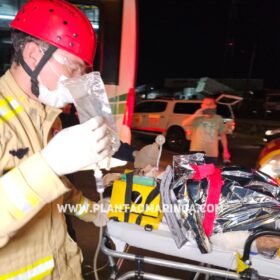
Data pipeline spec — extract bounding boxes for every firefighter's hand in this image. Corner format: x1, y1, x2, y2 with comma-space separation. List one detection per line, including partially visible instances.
133, 143, 160, 169
92, 198, 110, 227
41, 116, 112, 176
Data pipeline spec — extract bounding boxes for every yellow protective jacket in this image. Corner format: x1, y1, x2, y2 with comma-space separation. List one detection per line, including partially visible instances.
0, 71, 97, 279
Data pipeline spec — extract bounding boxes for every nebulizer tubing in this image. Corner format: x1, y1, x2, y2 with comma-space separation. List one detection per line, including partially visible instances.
156, 144, 163, 171
62, 72, 120, 280
93, 167, 104, 280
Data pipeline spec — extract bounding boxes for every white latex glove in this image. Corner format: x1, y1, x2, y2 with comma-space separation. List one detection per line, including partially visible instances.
82, 157, 127, 171
134, 143, 160, 169
41, 116, 112, 176
92, 197, 110, 227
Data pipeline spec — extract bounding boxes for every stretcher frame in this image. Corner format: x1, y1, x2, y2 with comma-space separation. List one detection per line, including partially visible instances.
101, 223, 280, 280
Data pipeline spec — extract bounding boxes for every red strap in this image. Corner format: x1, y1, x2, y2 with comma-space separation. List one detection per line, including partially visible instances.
202, 168, 223, 237
190, 164, 223, 237
190, 164, 215, 180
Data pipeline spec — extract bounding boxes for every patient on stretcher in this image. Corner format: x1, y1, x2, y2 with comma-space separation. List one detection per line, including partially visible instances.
106, 144, 280, 258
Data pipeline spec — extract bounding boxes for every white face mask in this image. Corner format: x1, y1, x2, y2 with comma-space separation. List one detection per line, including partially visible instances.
38, 75, 74, 108
36, 50, 74, 108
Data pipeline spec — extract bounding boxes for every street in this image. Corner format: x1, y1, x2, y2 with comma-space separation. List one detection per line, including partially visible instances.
70, 131, 264, 279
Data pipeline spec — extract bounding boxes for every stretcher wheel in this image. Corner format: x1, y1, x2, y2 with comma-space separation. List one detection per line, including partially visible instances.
144, 224, 153, 231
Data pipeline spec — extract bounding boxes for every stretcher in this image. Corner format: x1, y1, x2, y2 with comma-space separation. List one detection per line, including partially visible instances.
101, 220, 280, 280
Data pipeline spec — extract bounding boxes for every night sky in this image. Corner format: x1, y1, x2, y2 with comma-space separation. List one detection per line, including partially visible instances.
137, 0, 280, 89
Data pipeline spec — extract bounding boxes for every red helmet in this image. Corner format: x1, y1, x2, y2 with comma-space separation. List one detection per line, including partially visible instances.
11, 0, 96, 66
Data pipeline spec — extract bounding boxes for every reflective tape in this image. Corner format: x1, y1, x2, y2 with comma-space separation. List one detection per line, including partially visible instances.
2, 174, 41, 219
0, 96, 23, 124
74, 196, 89, 217
0, 256, 54, 280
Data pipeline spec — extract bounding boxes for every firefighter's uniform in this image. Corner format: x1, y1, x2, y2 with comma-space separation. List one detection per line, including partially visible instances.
0, 70, 97, 279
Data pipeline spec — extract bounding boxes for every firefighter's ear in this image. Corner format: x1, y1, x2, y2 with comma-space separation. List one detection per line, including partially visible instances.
22, 42, 42, 71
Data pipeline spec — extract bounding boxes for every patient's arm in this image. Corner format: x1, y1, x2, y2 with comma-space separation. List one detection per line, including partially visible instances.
256, 236, 280, 252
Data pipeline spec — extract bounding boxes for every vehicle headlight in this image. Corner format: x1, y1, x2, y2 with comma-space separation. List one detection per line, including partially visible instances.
259, 154, 280, 181
265, 129, 280, 136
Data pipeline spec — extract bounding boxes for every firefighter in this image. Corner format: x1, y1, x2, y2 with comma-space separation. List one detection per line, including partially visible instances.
0, 0, 113, 278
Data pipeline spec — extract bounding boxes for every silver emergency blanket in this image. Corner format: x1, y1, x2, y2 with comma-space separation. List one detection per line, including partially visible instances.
62, 72, 120, 154
160, 154, 211, 253
160, 166, 189, 249
168, 153, 280, 253
215, 166, 280, 233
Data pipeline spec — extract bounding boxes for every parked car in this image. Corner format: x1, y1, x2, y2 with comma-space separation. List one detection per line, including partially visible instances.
132, 94, 242, 152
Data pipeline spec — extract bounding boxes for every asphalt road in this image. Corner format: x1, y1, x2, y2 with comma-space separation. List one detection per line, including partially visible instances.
70, 131, 264, 280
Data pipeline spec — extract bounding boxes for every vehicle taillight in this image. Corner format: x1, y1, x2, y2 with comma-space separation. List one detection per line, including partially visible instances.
185, 129, 192, 140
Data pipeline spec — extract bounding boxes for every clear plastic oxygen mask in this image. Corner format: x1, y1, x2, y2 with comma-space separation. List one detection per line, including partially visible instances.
62, 72, 120, 192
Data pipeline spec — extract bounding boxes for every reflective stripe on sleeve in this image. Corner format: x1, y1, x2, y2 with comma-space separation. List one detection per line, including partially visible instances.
0, 96, 23, 125
74, 196, 89, 217
0, 256, 54, 280
1, 173, 41, 219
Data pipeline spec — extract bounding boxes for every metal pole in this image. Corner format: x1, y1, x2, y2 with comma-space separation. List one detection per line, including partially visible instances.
101, 237, 239, 279
117, 271, 181, 280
